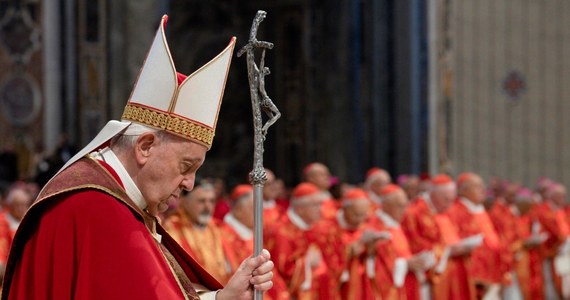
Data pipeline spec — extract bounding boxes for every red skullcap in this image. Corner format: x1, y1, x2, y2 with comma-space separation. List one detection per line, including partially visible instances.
343, 188, 369, 202
303, 163, 318, 177
456, 172, 476, 188
230, 184, 253, 201
431, 174, 453, 186
380, 184, 402, 196
366, 167, 383, 179
292, 182, 320, 198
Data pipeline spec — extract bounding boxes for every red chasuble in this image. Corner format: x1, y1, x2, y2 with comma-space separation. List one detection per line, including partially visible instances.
219, 218, 290, 300
536, 202, 570, 298
265, 213, 336, 300
446, 198, 504, 297
0, 214, 13, 267
369, 215, 417, 300
1, 158, 222, 300
402, 197, 473, 300
312, 214, 372, 300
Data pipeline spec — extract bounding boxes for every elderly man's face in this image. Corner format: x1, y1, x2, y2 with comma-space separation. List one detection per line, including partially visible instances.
263, 170, 280, 201
135, 133, 206, 216
369, 172, 391, 196
307, 164, 331, 191
296, 195, 323, 226
182, 186, 216, 226
551, 185, 567, 207
460, 175, 486, 205
234, 194, 255, 229
343, 199, 370, 229
430, 186, 456, 213
7, 189, 32, 221
383, 190, 408, 223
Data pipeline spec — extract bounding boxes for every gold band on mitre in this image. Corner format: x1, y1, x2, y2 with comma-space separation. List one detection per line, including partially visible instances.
121, 103, 215, 148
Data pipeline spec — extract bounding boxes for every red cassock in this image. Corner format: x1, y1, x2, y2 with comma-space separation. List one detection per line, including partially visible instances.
1, 158, 222, 300
536, 202, 570, 298
265, 212, 336, 299
321, 198, 339, 220
513, 212, 544, 300
312, 213, 373, 300
446, 198, 504, 297
263, 204, 282, 226
488, 200, 521, 283
0, 213, 14, 267
401, 197, 474, 300
219, 216, 290, 300
368, 213, 418, 300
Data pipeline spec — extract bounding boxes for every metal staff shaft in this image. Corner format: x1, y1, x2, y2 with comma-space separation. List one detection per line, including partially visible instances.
238, 10, 280, 300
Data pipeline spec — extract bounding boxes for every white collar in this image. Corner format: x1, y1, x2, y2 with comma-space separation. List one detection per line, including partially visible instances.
376, 210, 400, 228
337, 209, 349, 230
510, 205, 520, 216
90, 147, 147, 211
368, 190, 382, 205
422, 194, 437, 213
459, 197, 485, 213
320, 190, 332, 200
223, 213, 253, 240
287, 208, 310, 230
263, 199, 276, 209
5, 213, 20, 232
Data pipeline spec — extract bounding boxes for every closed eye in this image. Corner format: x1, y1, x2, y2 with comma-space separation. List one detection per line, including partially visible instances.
181, 160, 202, 175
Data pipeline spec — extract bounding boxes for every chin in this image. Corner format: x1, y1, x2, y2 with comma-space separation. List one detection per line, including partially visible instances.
157, 202, 170, 214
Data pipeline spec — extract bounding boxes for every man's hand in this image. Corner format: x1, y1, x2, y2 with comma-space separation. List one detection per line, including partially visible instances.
407, 255, 428, 272
216, 249, 274, 300
305, 246, 322, 269
450, 243, 474, 256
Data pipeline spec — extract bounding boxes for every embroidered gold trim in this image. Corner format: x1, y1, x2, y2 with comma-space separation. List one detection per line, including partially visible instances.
121, 104, 214, 148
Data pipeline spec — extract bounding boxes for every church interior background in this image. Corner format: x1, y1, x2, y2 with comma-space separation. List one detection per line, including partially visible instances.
1, 0, 570, 189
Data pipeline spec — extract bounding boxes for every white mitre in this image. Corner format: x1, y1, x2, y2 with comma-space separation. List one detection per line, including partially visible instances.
56, 15, 236, 176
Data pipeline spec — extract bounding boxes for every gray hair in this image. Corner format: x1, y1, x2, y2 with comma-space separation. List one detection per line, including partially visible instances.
110, 123, 168, 151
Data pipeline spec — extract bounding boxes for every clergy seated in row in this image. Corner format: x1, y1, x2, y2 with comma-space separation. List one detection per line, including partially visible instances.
535, 183, 570, 300
313, 188, 390, 299
402, 174, 477, 300
303, 162, 338, 219
447, 172, 506, 299
220, 184, 290, 300
266, 182, 337, 299
163, 182, 231, 284
367, 184, 435, 300
364, 167, 393, 210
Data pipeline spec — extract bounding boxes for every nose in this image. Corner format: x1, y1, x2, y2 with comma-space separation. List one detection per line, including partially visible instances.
180, 174, 196, 192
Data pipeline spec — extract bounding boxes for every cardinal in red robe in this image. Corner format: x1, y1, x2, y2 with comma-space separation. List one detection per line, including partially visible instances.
265, 182, 337, 299
535, 183, 570, 300
447, 172, 506, 299
402, 174, 475, 300
303, 163, 338, 219
368, 184, 435, 300
220, 184, 290, 300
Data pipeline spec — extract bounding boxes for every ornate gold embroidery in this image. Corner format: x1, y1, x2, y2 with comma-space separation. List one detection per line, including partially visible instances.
121, 104, 215, 147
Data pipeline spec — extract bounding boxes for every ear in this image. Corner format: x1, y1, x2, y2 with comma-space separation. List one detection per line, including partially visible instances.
134, 132, 158, 165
